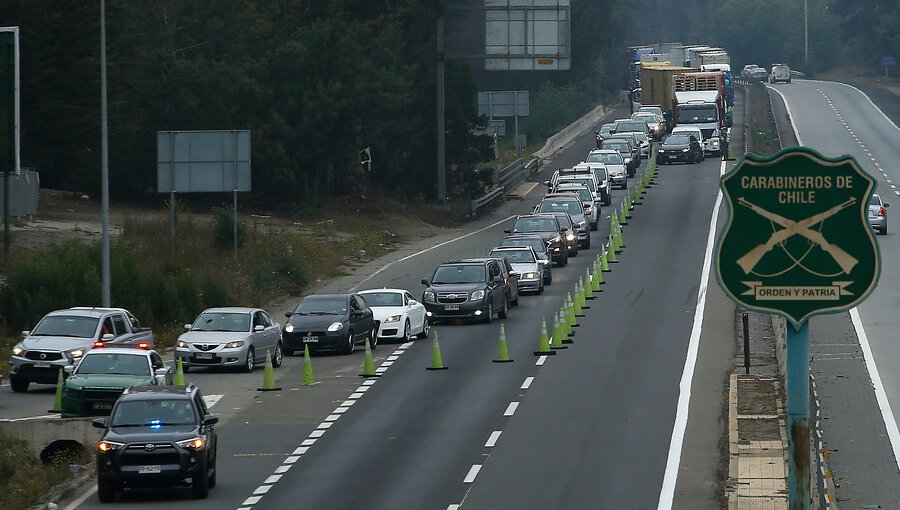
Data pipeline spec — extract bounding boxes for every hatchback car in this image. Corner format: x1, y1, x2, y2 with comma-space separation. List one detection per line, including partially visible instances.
554, 183, 600, 231
490, 246, 544, 294
656, 133, 703, 164
175, 308, 283, 373
600, 138, 637, 177
869, 193, 889, 235
283, 294, 376, 354
585, 149, 627, 194
358, 288, 429, 342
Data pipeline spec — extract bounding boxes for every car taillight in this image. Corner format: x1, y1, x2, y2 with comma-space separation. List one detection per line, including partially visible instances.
93, 341, 105, 348
137, 342, 150, 349
879, 207, 886, 217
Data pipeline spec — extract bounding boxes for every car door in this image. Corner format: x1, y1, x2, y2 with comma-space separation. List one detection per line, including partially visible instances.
261, 311, 280, 350
406, 292, 425, 333
149, 351, 170, 384
110, 313, 130, 343
488, 262, 504, 308
250, 312, 266, 354
502, 258, 519, 302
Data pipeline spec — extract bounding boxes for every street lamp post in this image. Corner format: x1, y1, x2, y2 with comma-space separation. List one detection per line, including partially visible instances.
100, 0, 111, 307
804, 0, 809, 69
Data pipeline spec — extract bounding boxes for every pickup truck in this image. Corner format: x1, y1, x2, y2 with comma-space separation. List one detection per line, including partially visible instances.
9, 307, 154, 392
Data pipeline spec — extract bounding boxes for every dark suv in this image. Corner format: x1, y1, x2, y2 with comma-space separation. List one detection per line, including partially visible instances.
505, 214, 568, 266
421, 259, 512, 323
92, 384, 218, 502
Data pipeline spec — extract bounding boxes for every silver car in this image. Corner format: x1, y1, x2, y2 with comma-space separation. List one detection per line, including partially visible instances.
174, 307, 283, 372
489, 247, 544, 294
869, 193, 889, 235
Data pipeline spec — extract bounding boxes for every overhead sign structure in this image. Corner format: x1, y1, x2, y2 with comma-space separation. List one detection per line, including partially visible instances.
716, 147, 880, 327
484, 0, 570, 71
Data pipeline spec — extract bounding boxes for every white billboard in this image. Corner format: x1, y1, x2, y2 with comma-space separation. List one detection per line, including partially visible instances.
484, 0, 570, 71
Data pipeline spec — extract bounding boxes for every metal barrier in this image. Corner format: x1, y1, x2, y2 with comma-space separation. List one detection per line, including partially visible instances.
810, 374, 838, 509
470, 157, 542, 216
0, 170, 40, 217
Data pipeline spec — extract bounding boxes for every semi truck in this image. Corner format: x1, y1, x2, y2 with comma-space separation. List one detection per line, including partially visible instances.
673, 89, 727, 156
698, 51, 731, 72
640, 64, 699, 128
673, 71, 734, 108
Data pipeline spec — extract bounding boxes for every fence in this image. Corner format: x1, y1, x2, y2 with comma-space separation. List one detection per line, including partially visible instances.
470, 157, 540, 215
0, 170, 40, 217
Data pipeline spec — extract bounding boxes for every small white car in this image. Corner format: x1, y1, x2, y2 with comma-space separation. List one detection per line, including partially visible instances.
358, 289, 429, 342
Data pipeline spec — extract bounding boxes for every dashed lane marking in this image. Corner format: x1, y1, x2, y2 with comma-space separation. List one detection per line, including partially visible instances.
521, 376, 534, 389
463, 464, 482, 483
485, 431, 502, 447
503, 402, 519, 416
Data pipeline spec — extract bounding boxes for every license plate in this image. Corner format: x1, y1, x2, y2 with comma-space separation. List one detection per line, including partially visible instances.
138, 465, 161, 474
33, 362, 51, 368
445, 304, 460, 311
303, 335, 319, 343
93, 402, 113, 410
195, 352, 214, 360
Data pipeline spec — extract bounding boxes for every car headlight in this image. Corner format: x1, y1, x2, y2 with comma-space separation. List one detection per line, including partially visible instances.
224, 341, 244, 349
175, 437, 205, 449
523, 272, 538, 279
284, 323, 294, 333
658, 148, 665, 153
471, 290, 485, 300
424, 291, 435, 302
682, 148, 690, 152
67, 348, 85, 359
98, 440, 124, 452
177, 340, 188, 348
327, 322, 344, 332
12, 344, 26, 356
384, 315, 401, 323
566, 232, 576, 241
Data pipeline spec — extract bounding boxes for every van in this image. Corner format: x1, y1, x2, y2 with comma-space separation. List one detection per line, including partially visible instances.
770, 64, 791, 84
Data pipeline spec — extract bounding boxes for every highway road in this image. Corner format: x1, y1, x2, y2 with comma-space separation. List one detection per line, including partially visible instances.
768, 80, 900, 504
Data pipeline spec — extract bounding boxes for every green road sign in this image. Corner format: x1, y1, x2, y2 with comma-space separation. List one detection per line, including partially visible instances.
716, 147, 880, 327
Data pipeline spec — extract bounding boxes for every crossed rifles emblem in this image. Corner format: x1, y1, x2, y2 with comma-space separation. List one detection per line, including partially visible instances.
736, 197, 858, 275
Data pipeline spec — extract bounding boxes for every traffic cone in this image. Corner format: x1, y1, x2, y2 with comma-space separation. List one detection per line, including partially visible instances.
618, 201, 628, 226
561, 307, 575, 344
584, 268, 595, 299
426, 331, 448, 370
626, 194, 634, 217
551, 314, 565, 345
614, 228, 624, 254
618, 223, 626, 249
258, 350, 282, 391
360, 338, 380, 377
633, 182, 643, 204
610, 214, 618, 237
601, 250, 612, 271
534, 318, 556, 356
301, 345, 316, 385
593, 262, 605, 289
550, 317, 568, 349
174, 357, 186, 386
493, 324, 513, 363
606, 237, 619, 263
49, 369, 63, 413
574, 280, 586, 315
566, 293, 579, 330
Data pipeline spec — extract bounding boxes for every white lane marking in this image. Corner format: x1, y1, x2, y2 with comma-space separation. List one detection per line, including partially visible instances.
253, 485, 272, 495
362, 379, 376, 386
448, 505, 461, 510
485, 430, 502, 447
203, 394, 223, 408
341, 400, 356, 407
62, 486, 97, 510
265, 474, 282, 484
355, 385, 371, 392
349, 392, 364, 399
380, 361, 394, 367
292, 446, 309, 455
503, 402, 519, 416
851, 308, 900, 471
386, 355, 399, 361
301, 438, 316, 446
400, 341, 414, 349
333, 407, 349, 414
242, 496, 262, 505
316, 422, 332, 430
284, 456, 300, 464
375, 367, 388, 373
324, 414, 340, 421
824, 80, 900, 133
521, 376, 534, 389
463, 464, 482, 483
535, 355, 547, 366
274, 464, 291, 474
4, 414, 59, 421
351, 215, 517, 290
656, 160, 724, 509
309, 429, 325, 438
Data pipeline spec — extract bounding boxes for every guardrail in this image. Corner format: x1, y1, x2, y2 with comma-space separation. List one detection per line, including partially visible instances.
470, 157, 543, 216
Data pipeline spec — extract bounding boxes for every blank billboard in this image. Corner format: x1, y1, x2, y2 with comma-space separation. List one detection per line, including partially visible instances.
157, 130, 251, 193
484, 0, 570, 71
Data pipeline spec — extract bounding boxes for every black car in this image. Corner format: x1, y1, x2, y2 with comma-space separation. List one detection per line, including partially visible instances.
421, 259, 511, 323
499, 235, 553, 284
92, 384, 218, 502
505, 214, 568, 266
656, 133, 703, 164
283, 293, 376, 354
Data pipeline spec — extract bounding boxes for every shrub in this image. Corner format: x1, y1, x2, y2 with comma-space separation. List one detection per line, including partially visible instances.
212, 206, 247, 248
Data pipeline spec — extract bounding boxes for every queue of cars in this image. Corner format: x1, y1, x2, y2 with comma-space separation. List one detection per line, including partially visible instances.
741, 63, 792, 83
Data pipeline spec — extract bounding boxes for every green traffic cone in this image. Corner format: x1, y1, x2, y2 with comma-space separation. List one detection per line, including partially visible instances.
561, 306, 575, 344
426, 331, 448, 370
258, 349, 282, 391
584, 268, 595, 299
49, 368, 63, 413
550, 316, 568, 349
534, 318, 555, 356
301, 345, 316, 385
566, 293, 579, 330
601, 249, 612, 271
618, 223, 626, 249
574, 280, 585, 316
633, 182, 643, 203
607, 237, 619, 263
360, 338, 380, 377
610, 213, 618, 237
558, 308, 569, 338
551, 314, 565, 346
174, 357, 186, 386
626, 194, 633, 217
493, 323, 513, 363
618, 202, 628, 226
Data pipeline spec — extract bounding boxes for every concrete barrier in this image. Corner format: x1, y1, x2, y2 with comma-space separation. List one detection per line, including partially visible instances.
532, 104, 609, 161
1, 416, 101, 461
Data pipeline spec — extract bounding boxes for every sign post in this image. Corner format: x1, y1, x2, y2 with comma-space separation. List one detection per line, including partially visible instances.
716, 147, 880, 509
883, 56, 896, 79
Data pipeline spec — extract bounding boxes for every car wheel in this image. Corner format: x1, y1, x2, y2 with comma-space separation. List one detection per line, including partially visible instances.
511, 290, 519, 306
9, 376, 29, 393
544, 269, 552, 285
583, 236, 591, 249
369, 327, 379, 350
192, 461, 210, 499
604, 195, 611, 206
483, 300, 494, 324
402, 320, 411, 343
416, 319, 429, 339
882, 225, 888, 235
97, 475, 116, 503
498, 297, 509, 319
538, 281, 544, 294
591, 221, 598, 232
182, 364, 190, 373
272, 342, 283, 368
342, 330, 355, 354
243, 347, 255, 373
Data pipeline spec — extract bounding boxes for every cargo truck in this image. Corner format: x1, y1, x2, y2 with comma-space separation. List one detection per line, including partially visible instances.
698, 51, 731, 72
640, 64, 699, 129
673, 90, 727, 156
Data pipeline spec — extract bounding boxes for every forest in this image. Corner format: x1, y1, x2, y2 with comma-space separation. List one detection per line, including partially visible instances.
0, 0, 894, 206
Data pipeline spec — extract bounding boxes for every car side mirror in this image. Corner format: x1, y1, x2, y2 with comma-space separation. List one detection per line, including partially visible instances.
583, 204, 591, 210
92, 417, 108, 429
102, 333, 114, 341
183, 323, 192, 330
202, 415, 219, 426
63, 365, 75, 375
408, 299, 418, 305
492, 276, 503, 284
284, 312, 292, 318
510, 271, 519, 278
884, 203, 890, 208
21, 330, 29, 338
544, 180, 552, 187
421, 278, 430, 286
254, 324, 265, 332
154, 368, 169, 377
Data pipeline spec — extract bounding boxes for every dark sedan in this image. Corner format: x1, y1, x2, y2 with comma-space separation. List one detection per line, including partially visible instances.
656, 133, 703, 165
283, 294, 376, 354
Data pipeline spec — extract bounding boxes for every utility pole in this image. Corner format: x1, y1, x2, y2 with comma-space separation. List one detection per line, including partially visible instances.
100, 0, 111, 307
804, 0, 809, 69
436, 17, 446, 205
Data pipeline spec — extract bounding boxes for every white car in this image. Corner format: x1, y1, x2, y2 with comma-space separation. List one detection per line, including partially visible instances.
489, 247, 544, 294
358, 289, 429, 342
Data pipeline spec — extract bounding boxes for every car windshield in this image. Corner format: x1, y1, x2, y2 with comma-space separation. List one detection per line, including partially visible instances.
513, 218, 557, 233
432, 265, 487, 284
870, 195, 882, 206
586, 152, 623, 165
490, 249, 535, 264
602, 141, 629, 153
359, 292, 403, 307
599, 124, 615, 136
111, 399, 197, 427
191, 312, 251, 332
30, 316, 100, 338
665, 135, 692, 145
538, 201, 581, 216
500, 237, 548, 255
677, 105, 718, 123
295, 298, 348, 315
593, 167, 608, 180
76, 353, 150, 376
558, 178, 595, 192
633, 114, 657, 123
552, 214, 574, 228
615, 121, 648, 133
557, 187, 591, 202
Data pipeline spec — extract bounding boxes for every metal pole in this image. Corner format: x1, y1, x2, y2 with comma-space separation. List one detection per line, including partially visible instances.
169, 132, 176, 236
436, 17, 446, 205
100, 0, 111, 307
742, 312, 750, 375
804, 0, 808, 69
233, 131, 238, 257
3, 33, 11, 258
787, 320, 810, 510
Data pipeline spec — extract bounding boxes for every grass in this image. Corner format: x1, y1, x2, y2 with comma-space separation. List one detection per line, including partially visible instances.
0, 428, 91, 510
748, 84, 781, 156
